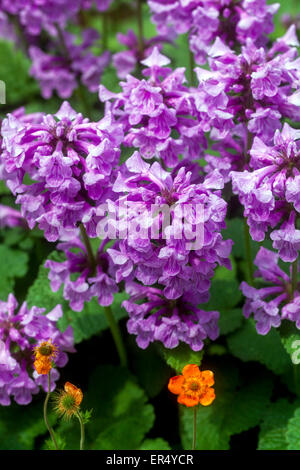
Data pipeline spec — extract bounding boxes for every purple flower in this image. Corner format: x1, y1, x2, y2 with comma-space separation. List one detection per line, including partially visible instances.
231, 123, 300, 259
123, 282, 219, 351
45, 238, 118, 311
100, 47, 206, 168
0, 294, 75, 406
0, 101, 123, 241
29, 29, 110, 99
106, 151, 231, 314
240, 247, 296, 335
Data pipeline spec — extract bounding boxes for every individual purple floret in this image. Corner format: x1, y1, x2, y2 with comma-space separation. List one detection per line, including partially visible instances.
231, 123, 300, 260
0, 293, 75, 406
0, 101, 123, 242
148, 0, 279, 64
0, 204, 27, 229
101, 47, 206, 168
29, 28, 110, 98
241, 247, 300, 335
45, 238, 118, 312
123, 282, 219, 351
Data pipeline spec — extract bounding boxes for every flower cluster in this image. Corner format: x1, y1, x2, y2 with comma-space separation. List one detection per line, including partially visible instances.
29, 29, 110, 99
123, 282, 219, 351
192, 27, 300, 182
0, 0, 82, 36
231, 124, 300, 260
0, 294, 75, 406
148, 0, 279, 64
0, 101, 123, 242
241, 247, 300, 334
45, 238, 118, 311
101, 47, 206, 169
106, 151, 232, 349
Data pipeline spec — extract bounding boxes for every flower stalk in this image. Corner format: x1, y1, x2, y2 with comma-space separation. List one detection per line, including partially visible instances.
76, 411, 85, 451
192, 407, 197, 450
44, 372, 59, 450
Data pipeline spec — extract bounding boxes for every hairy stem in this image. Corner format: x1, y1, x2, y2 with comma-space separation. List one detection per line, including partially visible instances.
192, 407, 197, 450
291, 258, 298, 299
243, 218, 254, 286
76, 411, 85, 450
44, 372, 59, 450
102, 12, 109, 51
104, 306, 128, 368
79, 223, 97, 276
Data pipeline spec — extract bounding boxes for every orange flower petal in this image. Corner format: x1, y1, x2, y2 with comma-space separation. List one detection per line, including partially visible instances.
34, 357, 52, 375
182, 364, 201, 378
178, 393, 199, 407
199, 387, 215, 406
64, 382, 83, 406
201, 370, 214, 386
168, 375, 185, 395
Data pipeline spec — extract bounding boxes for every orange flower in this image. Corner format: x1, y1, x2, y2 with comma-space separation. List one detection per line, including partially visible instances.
54, 382, 83, 419
34, 339, 58, 362
168, 364, 215, 407
34, 356, 52, 375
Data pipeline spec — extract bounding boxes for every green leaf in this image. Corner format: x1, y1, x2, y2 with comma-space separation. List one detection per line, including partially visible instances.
286, 408, 300, 450
227, 318, 291, 375
0, 39, 38, 107
0, 245, 29, 298
161, 343, 204, 374
204, 278, 242, 311
258, 399, 300, 450
85, 365, 155, 450
131, 343, 171, 398
219, 308, 243, 336
0, 401, 57, 450
180, 365, 273, 450
139, 439, 171, 450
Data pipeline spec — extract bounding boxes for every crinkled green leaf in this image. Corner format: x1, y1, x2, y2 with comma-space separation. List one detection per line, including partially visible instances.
286, 408, 300, 450
0, 245, 29, 299
139, 438, 171, 450
258, 399, 300, 450
80, 365, 155, 450
219, 308, 243, 336
227, 319, 291, 375
161, 343, 203, 374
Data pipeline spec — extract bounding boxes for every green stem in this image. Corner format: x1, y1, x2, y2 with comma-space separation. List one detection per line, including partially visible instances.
291, 258, 298, 299
189, 44, 196, 87
76, 411, 85, 451
102, 12, 108, 51
79, 223, 97, 276
243, 218, 254, 286
44, 372, 59, 450
137, 0, 144, 55
79, 225, 128, 367
104, 306, 128, 368
56, 25, 92, 119
192, 407, 197, 450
